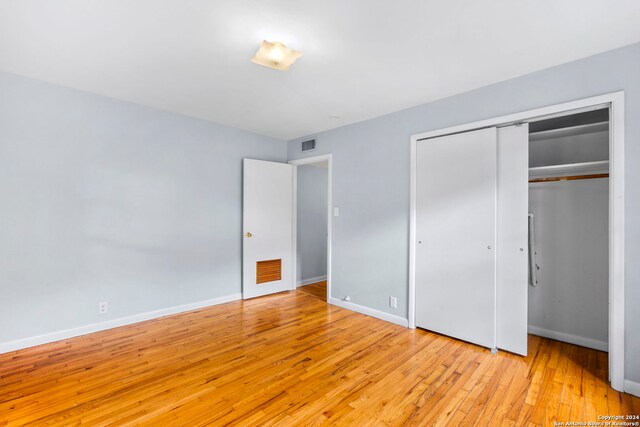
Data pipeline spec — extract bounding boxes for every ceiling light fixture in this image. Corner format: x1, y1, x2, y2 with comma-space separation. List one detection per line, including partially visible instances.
251, 40, 302, 71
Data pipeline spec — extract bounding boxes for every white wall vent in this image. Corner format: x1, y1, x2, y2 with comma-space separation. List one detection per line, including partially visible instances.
301, 139, 316, 152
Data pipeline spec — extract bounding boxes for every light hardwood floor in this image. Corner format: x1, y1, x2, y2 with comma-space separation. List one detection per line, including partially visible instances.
0, 286, 637, 426
297, 281, 327, 300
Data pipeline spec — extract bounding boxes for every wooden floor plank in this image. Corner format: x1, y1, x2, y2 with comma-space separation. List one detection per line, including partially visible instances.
0, 283, 637, 426
297, 281, 327, 300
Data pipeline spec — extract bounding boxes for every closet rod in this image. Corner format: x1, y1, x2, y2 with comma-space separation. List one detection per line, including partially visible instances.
529, 173, 609, 183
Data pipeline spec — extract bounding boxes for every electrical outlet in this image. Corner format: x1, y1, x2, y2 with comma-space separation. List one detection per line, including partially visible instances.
98, 301, 108, 314
389, 296, 397, 309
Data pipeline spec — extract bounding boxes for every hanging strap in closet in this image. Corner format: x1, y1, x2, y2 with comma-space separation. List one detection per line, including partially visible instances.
528, 213, 539, 287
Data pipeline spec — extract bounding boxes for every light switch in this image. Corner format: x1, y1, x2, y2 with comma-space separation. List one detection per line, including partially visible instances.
333, 207, 340, 217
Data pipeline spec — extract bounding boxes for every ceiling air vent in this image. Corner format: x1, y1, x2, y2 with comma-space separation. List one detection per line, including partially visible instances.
301, 139, 316, 152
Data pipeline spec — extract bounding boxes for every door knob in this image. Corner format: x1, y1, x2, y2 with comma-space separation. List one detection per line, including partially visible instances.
245, 232, 252, 238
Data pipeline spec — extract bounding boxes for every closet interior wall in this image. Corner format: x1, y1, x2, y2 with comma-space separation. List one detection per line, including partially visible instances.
527, 110, 610, 352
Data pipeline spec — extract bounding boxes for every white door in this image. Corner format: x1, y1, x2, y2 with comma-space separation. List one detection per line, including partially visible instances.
242, 159, 294, 299
415, 127, 497, 349
496, 124, 529, 355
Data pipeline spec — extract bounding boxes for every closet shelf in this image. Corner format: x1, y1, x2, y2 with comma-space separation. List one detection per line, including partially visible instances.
529, 121, 608, 142
529, 160, 609, 180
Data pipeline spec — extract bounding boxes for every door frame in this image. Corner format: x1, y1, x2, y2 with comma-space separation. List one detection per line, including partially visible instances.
289, 154, 332, 302
408, 91, 625, 391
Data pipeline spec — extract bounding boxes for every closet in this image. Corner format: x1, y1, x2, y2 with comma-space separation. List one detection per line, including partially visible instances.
415, 125, 529, 355
415, 107, 610, 357
528, 109, 609, 351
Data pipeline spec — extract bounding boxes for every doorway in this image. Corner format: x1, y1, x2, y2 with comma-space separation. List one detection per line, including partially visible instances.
290, 154, 332, 303
528, 109, 610, 352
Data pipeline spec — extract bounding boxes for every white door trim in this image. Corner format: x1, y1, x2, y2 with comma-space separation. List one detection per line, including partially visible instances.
289, 154, 332, 303
409, 91, 625, 392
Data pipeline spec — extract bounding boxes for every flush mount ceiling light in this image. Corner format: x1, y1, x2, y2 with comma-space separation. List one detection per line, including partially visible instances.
251, 40, 302, 71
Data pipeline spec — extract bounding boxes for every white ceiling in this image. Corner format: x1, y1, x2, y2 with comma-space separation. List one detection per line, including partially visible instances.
1, 1, 639, 140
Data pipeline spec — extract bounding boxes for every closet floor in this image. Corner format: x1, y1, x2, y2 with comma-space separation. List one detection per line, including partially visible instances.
0, 289, 637, 426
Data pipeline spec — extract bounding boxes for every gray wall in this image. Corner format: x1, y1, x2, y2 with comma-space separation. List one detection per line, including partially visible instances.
287, 42, 640, 382
0, 70, 285, 344
296, 164, 328, 284
529, 178, 609, 345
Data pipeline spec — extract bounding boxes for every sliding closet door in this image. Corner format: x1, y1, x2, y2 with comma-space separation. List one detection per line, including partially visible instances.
496, 124, 529, 355
415, 128, 497, 349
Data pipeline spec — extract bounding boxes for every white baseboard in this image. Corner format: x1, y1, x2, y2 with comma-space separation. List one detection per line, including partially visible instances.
528, 325, 608, 352
329, 297, 408, 328
0, 293, 242, 355
624, 380, 640, 397
297, 275, 327, 287
3, 293, 636, 397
